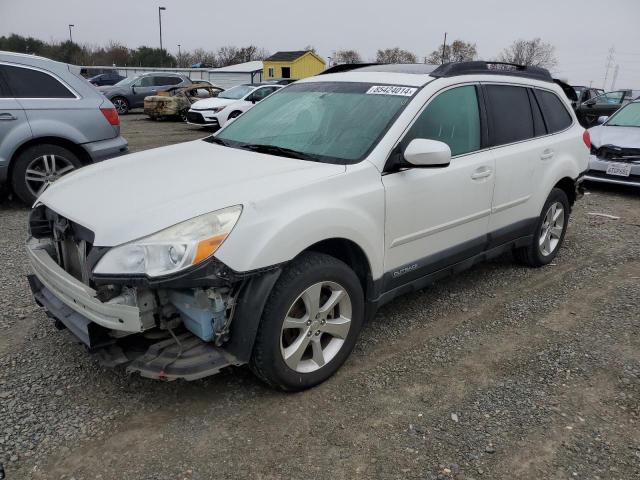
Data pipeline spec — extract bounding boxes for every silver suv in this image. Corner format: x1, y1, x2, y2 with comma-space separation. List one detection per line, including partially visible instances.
99, 73, 192, 114
0, 51, 128, 204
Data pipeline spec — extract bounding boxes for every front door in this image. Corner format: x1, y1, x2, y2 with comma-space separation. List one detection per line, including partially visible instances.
382, 84, 495, 292
131, 76, 157, 107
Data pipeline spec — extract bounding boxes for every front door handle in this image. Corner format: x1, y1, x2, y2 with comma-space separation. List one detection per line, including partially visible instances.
0, 112, 17, 121
540, 149, 554, 161
471, 166, 492, 180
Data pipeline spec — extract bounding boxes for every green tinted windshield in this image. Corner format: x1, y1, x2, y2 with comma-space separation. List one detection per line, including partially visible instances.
607, 102, 640, 127
212, 82, 416, 163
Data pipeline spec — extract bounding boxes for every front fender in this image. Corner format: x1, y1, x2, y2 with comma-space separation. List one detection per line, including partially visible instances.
215, 162, 385, 280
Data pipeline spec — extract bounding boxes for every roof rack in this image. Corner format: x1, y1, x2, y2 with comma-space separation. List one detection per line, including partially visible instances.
320, 63, 380, 75
430, 61, 553, 82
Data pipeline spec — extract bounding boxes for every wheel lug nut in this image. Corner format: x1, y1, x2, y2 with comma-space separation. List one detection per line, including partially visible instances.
315, 330, 320, 336
307, 331, 312, 337
306, 320, 312, 326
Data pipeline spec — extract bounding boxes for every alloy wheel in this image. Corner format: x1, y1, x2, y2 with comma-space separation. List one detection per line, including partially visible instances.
280, 281, 352, 373
539, 201, 565, 256
24, 154, 76, 198
112, 98, 128, 114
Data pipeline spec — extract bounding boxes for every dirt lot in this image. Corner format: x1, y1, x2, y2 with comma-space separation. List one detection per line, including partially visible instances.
1, 113, 639, 479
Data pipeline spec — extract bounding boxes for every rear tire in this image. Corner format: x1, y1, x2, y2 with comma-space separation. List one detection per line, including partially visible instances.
251, 252, 364, 391
11, 144, 82, 204
111, 96, 129, 115
514, 188, 570, 267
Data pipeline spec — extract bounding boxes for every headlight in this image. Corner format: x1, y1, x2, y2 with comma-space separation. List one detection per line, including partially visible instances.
93, 205, 242, 277
211, 106, 226, 113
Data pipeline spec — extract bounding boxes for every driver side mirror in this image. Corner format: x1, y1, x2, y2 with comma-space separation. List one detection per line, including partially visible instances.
596, 115, 609, 125
584, 99, 596, 107
404, 139, 451, 168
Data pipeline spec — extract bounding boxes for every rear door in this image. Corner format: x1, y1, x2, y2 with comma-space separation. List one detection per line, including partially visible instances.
0, 65, 32, 170
484, 83, 547, 246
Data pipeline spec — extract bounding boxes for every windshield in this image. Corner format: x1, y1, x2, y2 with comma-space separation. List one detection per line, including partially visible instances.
218, 85, 253, 99
113, 76, 136, 87
212, 81, 416, 164
606, 102, 640, 127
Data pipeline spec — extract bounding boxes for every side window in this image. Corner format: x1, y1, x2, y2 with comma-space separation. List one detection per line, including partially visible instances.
137, 77, 153, 87
159, 76, 182, 86
594, 92, 624, 105
0, 68, 10, 98
485, 85, 534, 146
528, 89, 547, 137
402, 85, 481, 156
1, 64, 75, 98
534, 89, 572, 133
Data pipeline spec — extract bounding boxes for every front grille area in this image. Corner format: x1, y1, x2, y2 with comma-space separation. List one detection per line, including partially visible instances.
29, 205, 94, 283
592, 145, 640, 163
186, 111, 206, 124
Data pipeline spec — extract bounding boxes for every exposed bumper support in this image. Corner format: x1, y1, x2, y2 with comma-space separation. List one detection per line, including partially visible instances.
26, 238, 144, 332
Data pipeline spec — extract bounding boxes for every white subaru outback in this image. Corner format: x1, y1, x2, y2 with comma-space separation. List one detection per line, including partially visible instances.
26, 62, 590, 391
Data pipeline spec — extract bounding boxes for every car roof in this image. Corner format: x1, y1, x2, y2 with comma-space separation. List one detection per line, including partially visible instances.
304, 61, 555, 88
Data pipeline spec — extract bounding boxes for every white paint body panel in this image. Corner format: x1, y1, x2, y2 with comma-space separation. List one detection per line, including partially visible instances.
38, 70, 589, 286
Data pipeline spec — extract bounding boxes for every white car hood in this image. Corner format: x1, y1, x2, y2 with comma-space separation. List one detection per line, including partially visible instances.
38, 140, 345, 246
190, 97, 237, 110
589, 125, 640, 148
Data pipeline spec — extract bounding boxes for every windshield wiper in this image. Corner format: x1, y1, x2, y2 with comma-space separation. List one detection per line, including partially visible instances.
238, 143, 317, 161
206, 136, 230, 146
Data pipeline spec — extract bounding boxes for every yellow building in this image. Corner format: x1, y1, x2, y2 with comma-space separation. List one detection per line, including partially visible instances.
263, 51, 326, 80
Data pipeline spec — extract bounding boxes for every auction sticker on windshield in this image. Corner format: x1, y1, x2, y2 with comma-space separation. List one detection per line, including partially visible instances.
366, 85, 417, 96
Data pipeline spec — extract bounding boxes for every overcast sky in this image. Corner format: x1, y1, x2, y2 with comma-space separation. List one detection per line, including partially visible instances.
1, 0, 639, 88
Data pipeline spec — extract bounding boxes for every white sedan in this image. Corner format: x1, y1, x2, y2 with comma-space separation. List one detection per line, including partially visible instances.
186, 83, 283, 128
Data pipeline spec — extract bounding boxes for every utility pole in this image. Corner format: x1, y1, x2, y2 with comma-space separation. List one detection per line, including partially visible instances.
611, 64, 620, 91
158, 6, 166, 66
441, 32, 447, 64
603, 46, 615, 90
177, 44, 181, 67
68, 24, 74, 43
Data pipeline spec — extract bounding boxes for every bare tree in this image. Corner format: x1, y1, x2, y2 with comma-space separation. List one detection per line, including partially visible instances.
426, 39, 477, 64
375, 47, 417, 64
332, 49, 362, 64
497, 38, 557, 69
303, 45, 317, 54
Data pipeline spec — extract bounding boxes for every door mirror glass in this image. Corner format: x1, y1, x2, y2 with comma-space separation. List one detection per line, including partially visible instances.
584, 99, 596, 107
404, 139, 451, 167
596, 115, 609, 125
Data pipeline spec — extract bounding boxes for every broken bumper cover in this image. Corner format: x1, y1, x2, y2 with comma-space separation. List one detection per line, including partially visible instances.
26, 238, 144, 333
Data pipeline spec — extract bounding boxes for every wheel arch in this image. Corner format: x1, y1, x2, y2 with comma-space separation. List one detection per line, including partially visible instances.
303, 237, 375, 302
553, 176, 577, 207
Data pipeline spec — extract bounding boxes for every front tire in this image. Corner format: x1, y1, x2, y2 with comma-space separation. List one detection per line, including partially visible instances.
515, 188, 570, 267
11, 144, 82, 204
251, 252, 364, 391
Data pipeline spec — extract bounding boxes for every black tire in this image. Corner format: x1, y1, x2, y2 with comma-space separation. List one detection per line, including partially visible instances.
228, 110, 242, 120
515, 188, 570, 267
251, 252, 365, 391
11, 144, 82, 204
111, 96, 129, 115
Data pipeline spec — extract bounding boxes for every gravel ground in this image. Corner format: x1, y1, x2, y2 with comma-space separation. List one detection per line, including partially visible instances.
1, 114, 639, 479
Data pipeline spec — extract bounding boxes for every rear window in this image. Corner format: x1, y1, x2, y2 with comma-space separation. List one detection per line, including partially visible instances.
534, 89, 572, 133
0, 64, 75, 98
485, 85, 534, 146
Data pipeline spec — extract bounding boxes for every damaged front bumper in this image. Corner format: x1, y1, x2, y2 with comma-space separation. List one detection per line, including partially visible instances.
25, 236, 254, 381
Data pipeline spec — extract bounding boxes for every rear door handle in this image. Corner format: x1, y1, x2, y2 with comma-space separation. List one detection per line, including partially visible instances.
0, 112, 17, 121
471, 166, 492, 180
541, 149, 554, 161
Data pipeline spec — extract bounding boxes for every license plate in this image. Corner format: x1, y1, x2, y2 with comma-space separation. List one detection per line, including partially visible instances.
606, 163, 632, 177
